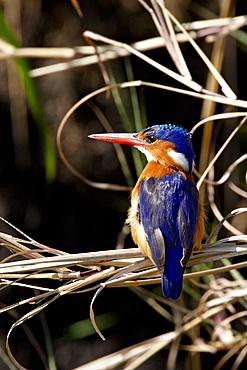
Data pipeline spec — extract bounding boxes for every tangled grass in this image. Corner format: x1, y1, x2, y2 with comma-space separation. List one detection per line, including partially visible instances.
0, 207, 247, 369
0, 1, 247, 369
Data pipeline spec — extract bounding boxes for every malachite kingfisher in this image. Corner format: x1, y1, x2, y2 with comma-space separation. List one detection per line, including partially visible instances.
89, 124, 205, 300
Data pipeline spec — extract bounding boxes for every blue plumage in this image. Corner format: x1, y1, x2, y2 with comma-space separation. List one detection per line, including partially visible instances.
139, 172, 199, 299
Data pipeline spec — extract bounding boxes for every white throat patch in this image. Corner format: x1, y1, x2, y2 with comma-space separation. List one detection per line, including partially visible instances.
135, 145, 153, 162
167, 149, 189, 172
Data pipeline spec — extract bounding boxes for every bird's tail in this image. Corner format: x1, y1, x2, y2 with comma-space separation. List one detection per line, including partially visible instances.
161, 268, 183, 300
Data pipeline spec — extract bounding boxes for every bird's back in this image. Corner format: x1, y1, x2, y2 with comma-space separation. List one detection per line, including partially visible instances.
127, 162, 200, 299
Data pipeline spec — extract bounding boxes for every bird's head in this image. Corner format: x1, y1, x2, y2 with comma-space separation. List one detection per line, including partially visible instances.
89, 124, 195, 173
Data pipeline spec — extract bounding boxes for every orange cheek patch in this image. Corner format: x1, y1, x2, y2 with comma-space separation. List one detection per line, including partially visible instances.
144, 140, 175, 156
143, 141, 174, 161
143, 140, 188, 171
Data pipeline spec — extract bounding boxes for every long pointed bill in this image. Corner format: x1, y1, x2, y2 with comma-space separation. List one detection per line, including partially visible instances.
88, 132, 144, 146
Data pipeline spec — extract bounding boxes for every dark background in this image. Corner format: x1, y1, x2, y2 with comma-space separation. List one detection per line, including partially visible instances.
0, 1, 247, 369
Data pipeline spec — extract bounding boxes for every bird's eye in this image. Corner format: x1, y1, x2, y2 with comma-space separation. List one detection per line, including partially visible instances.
145, 135, 157, 144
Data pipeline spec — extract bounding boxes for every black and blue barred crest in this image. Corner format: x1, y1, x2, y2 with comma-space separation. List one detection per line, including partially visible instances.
143, 123, 191, 139
142, 124, 195, 170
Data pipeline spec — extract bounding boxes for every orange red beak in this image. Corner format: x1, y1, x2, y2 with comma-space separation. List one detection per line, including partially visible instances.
88, 132, 144, 146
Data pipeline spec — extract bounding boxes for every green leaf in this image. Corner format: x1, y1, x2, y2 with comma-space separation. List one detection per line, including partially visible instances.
0, 10, 56, 182
65, 312, 119, 339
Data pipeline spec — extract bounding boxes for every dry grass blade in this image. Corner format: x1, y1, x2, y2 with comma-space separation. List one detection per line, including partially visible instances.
73, 331, 178, 370
0, 210, 246, 324
73, 298, 245, 370
6, 294, 61, 370
231, 345, 247, 370
208, 198, 244, 236
194, 154, 247, 186
89, 260, 150, 341
196, 115, 247, 190
20, 15, 245, 78
165, 7, 236, 99
70, 0, 83, 17
83, 30, 203, 93
190, 112, 247, 134
1, 3, 247, 369
206, 208, 247, 243
228, 181, 247, 198
56, 82, 141, 191
196, 0, 236, 201
140, 81, 247, 107
123, 341, 168, 370
138, 0, 191, 78
0, 208, 246, 284
180, 15, 247, 32
157, 1, 191, 78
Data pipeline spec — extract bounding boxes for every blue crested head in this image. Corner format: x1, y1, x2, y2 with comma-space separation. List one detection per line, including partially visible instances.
142, 124, 195, 172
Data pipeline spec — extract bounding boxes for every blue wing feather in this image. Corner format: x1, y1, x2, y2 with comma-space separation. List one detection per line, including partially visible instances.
139, 172, 199, 299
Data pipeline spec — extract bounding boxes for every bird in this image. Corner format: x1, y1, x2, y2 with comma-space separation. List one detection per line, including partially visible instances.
89, 124, 205, 300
